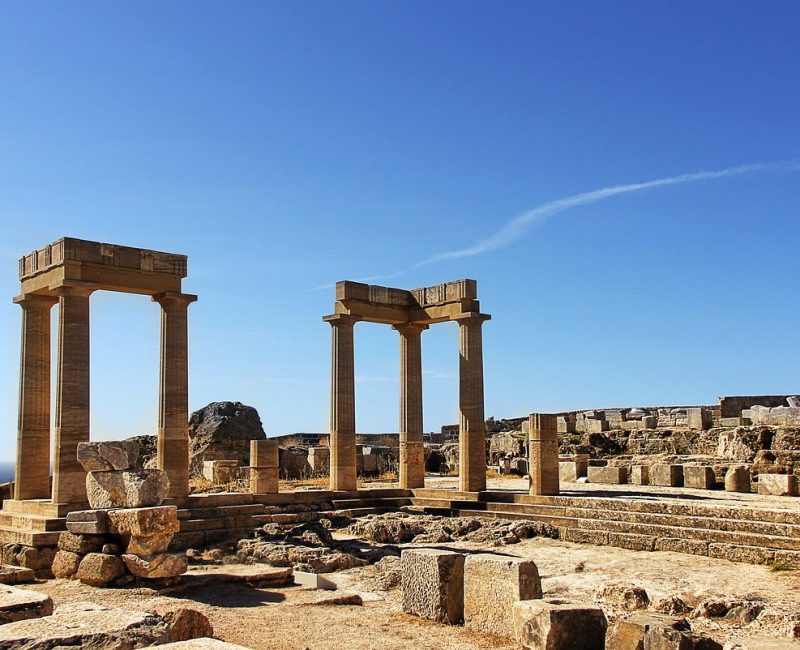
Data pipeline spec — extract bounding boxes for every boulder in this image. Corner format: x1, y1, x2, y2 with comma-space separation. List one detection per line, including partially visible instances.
86, 469, 170, 508
189, 401, 266, 471
122, 553, 188, 578
0, 585, 53, 624
162, 608, 214, 642
596, 583, 650, 611
77, 440, 139, 472
0, 602, 170, 648
76, 553, 126, 587
606, 612, 689, 649
127, 533, 174, 556
51, 551, 82, 579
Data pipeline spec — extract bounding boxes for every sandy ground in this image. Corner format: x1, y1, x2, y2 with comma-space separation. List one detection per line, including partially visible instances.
21, 529, 800, 650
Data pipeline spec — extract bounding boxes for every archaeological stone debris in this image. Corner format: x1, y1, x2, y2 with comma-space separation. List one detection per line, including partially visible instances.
2, 237, 800, 649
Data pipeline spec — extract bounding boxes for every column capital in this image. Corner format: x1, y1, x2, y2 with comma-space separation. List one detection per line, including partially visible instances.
53, 282, 97, 298
13, 293, 58, 309
323, 314, 359, 327
392, 322, 429, 335
453, 312, 491, 325
152, 292, 198, 307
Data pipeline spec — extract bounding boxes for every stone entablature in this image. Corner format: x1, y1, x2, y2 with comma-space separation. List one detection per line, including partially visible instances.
18, 238, 187, 296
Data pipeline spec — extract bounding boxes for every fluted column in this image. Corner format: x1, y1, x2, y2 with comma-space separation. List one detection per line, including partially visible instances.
394, 323, 428, 489
14, 294, 57, 500
456, 313, 491, 493
324, 315, 358, 491
529, 413, 560, 495
52, 285, 94, 504
153, 292, 197, 498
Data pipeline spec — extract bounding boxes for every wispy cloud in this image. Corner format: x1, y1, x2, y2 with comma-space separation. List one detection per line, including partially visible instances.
414, 160, 800, 267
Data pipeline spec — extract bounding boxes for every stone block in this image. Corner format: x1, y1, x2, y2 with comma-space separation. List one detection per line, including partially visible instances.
725, 466, 751, 493
51, 551, 81, 579
57, 531, 104, 554
464, 553, 542, 635
708, 543, 774, 565
0, 585, 53, 624
162, 608, 214, 642
127, 533, 173, 556
401, 549, 464, 624
65, 509, 110, 535
684, 466, 716, 490
362, 453, 378, 473
77, 440, 139, 472
641, 415, 657, 428
645, 627, 723, 649
250, 439, 279, 468
202, 460, 239, 483
76, 553, 126, 587
107, 506, 180, 536
250, 467, 278, 494
631, 465, 649, 485
651, 464, 683, 487
122, 552, 188, 578
512, 599, 607, 649
559, 461, 587, 482
557, 417, 576, 434
606, 612, 689, 649
585, 419, 609, 433
758, 474, 798, 496
0, 566, 34, 586
86, 469, 170, 508
306, 446, 329, 473
587, 466, 627, 484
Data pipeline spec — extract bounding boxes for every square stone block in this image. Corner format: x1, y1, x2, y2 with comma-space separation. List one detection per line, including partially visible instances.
559, 459, 588, 483
65, 509, 109, 535
251, 468, 278, 494
587, 466, 627, 485
250, 439, 278, 468
512, 599, 607, 649
758, 474, 798, 497
107, 506, 180, 537
202, 460, 239, 483
683, 466, 715, 490
585, 419, 609, 434
464, 553, 542, 635
606, 612, 690, 650
641, 415, 658, 428
725, 466, 752, 493
401, 549, 464, 624
630, 465, 649, 486
651, 464, 683, 487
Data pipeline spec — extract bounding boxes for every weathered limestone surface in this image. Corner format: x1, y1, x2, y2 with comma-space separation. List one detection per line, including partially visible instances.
107, 506, 180, 536
0, 602, 170, 648
66, 509, 110, 535
162, 608, 214, 642
250, 439, 279, 493
588, 466, 627, 484
630, 465, 649, 485
77, 440, 139, 472
0, 566, 35, 585
0, 585, 53, 624
122, 553, 188, 579
559, 456, 588, 482
464, 553, 542, 635
758, 474, 798, 496
57, 531, 104, 554
202, 460, 238, 483
651, 464, 683, 487
605, 612, 689, 649
86, 469, 170, 508
529, 414, 559, 496
401, 549, 464, 624
725, 466, 751, 493
160, 640, 252, 650
684, 466, 716, 490
51, 551, 81, 578
127, 533, 174, 556
512, 600, 607, 650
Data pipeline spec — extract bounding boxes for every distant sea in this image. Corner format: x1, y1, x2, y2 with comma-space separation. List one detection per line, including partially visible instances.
0, 462, 14, 484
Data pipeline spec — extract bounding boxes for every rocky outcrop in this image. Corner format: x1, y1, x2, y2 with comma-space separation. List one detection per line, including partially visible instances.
189, 402, 266, 472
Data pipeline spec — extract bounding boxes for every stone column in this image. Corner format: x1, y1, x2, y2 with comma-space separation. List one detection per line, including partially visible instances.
528, 413, 560, 496
52, 285, 94, 504
456, 313, 491, 493
250, 439, 279, 493
324, 315, 358, 491
153, 292, 197, 499
394, 323, 428, 489
14, 294, 57, 500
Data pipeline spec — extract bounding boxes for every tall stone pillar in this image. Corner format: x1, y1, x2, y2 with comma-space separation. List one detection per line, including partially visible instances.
394, 323, 428, 489
52, 285, 94, 504
324, 315, 358, 491
456, 313, 491, 493
14, 294, 57, 500
153, 292, 197, 499
529, 413, 560, 496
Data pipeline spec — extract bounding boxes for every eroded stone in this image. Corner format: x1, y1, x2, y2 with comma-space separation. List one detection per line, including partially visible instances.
401, 549, 464, 624
77, 440, 140, 472
512, 599, 607, 649
122, 553, 188, 578
86, 469, 170, 508
76, 553, 126, 587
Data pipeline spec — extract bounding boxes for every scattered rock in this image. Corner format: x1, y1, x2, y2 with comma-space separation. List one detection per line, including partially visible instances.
57, 531, 104, 555
308, 592, 363, 606
596, 583, 650, 611
51, 551, 82, 579
127, 533, 174, 556
0, 566, 35, 585
162, 608, 214, 642
122, 553, 188, 579
0, 585, 53, 624
76, 553, 126, 587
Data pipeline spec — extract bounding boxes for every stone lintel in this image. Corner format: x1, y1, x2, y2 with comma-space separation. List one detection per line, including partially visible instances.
152, 291, 198, 306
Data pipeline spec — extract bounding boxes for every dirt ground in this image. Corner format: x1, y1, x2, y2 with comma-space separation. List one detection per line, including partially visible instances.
22, 529, 800, 650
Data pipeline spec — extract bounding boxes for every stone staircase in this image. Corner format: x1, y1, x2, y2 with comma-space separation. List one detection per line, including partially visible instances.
410, 489, 800, 564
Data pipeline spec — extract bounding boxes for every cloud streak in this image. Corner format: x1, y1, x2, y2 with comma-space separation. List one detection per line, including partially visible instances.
414, 160, 800, 267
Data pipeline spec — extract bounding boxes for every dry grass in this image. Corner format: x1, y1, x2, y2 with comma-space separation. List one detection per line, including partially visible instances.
279, 476, 329, 490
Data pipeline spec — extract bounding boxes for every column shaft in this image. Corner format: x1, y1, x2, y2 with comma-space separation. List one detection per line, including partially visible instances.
327, 316, 357, 491
528, 413, 560, 496
396, 324, 426, 489
457, 314, 490, 492
52, 288, 92, 504
155, 293, 196, 498
15, 295, 57, 500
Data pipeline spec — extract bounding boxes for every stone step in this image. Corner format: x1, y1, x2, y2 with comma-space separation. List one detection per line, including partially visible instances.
0, 527, 61, 547
1, 500, 75, 518
437, 507, 578, 529
327, 507, 394, 518
329, 497, 413, 509
0, 514, 66, 532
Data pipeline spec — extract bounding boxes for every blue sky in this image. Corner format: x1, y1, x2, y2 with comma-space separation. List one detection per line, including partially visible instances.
1, 2, 798, 460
